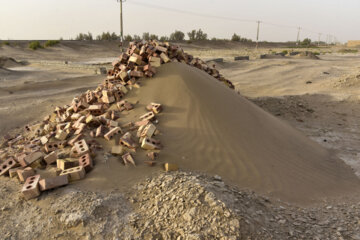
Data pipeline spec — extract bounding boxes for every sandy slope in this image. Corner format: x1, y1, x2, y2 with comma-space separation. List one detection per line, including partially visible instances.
80, 62, 359, 203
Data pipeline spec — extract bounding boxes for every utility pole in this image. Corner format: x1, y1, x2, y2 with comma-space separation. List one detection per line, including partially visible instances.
296, 27, 301, 45
117, 0, 125, 49
318, 33, 322, 46
256, 21, 261, 49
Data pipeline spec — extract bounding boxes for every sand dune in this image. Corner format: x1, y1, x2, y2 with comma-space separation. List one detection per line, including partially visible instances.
118, 62, 359, 203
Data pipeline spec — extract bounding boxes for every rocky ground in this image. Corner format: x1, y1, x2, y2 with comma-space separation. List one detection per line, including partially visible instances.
1, 171, 359, 240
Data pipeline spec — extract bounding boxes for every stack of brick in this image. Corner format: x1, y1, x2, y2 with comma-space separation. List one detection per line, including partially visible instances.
0, 40, 234, 200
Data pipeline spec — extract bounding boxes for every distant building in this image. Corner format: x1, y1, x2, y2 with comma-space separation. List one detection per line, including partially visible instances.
347, 40, 360, 47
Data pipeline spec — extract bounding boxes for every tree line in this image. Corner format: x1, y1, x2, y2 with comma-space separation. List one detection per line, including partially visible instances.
74, 30, 252, 42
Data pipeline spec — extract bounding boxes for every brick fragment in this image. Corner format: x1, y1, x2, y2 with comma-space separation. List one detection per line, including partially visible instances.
146, 102, 162, 114
164, 163, 178, 172
147, 152, 158, 161
21, 175, 41, 200
111, 145, 124, 155
55, 130, 68, 141
39, 175, 68, 191
122, 153, 136, 166
119, 132, 137, 149
40, 136, 49, 145
117, 100, 134, 111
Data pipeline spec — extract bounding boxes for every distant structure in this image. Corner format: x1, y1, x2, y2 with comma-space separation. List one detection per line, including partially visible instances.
347, 40, 360, 47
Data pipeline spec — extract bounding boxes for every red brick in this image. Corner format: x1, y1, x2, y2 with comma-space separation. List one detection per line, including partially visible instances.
21, 175, 41, 200
39, 175, 68, 191
78, 154, 93, 173
139, 112, 156, 121
74, 139, 89, 156
60, 166, 86, 181
0, 158, 18, 176
44, 151, 57, 165
122, 153, 136, 166
45, 141, 66, 153
104, 127, 122, 141
119, 132, 137, 149
147, 152, 158, 161
17, 167, 35, 183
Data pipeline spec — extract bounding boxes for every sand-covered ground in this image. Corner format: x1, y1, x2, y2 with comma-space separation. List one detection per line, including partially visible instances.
1, 41, 360, 239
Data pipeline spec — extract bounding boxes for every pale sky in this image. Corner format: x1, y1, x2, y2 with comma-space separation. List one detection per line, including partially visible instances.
0, 0, 359, 43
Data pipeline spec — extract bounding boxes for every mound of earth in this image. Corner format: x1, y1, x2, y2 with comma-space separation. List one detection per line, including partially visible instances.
110, 62, 357, 204
0, 56, 26, 68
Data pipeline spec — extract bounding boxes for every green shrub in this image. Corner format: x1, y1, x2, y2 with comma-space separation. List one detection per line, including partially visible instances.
313, 51, 320, 56
3, 41, 10, 46
28, 41, 43, 50
281, 50, 288, 55
44, 40, 60, 47
231, 33, 241, 42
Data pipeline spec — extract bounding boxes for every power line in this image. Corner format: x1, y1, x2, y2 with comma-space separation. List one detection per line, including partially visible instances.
128, 0, 256, 23
126, 0, 335, 43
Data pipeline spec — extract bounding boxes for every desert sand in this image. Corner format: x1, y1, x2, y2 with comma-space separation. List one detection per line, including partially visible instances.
1, 41, 360, 239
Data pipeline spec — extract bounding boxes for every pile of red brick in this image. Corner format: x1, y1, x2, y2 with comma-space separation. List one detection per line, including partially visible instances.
110, 40, 235, 89
0, 40, 234, 200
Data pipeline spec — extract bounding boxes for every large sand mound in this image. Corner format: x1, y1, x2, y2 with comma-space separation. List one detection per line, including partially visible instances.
119, 62, 358, 203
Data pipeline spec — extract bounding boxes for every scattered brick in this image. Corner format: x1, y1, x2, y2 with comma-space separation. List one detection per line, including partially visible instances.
122, 153, 136, 166
39, 175, 69, 191
78, 154, 93, 173
60, 166, 86, 181
21, 175, 41, 200
17, 167, 35, 183
0, 158, 18, 176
